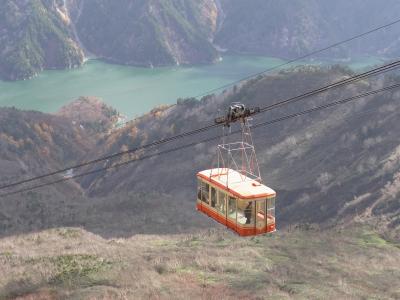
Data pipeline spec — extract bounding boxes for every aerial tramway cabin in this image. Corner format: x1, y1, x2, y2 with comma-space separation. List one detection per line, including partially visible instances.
197, 168, 276, 236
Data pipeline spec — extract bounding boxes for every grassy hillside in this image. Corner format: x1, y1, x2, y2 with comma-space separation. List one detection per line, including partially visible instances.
0, 0, 84, 80
0, 225, 399, 299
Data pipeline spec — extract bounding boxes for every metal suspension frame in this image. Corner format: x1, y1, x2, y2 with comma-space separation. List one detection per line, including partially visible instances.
213, 110, 261, 187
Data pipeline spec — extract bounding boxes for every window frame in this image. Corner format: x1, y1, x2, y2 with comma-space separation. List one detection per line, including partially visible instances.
255, 198, 266, 228
210, 186, 217, 208
237, 200, 255, 226
197, 179, 202, 202
216, 190, 226, 215
267, 196, 276, 224
227, 196, 237, 222
201, 181, 210, 205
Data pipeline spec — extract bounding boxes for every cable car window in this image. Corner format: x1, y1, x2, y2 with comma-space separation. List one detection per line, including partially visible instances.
255, 199, 266, 229
217, 191, 226, 214
201, 182, 209, 204
228, 196, 236, 220
256, 199, 266, 217
197, 180, 202, 201
267, 197, 276, 224
237, 200, 255, 225
210, 187, 217, 208
267, 197, 275, 209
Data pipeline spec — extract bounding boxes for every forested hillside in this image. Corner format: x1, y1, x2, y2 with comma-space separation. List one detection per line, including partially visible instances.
2, 0, 400, 80
72, 0, 219, 67
0, 97, 117, 208
216, 0, 400, 58
0, 0, 84, 80
1, 67, 399, 238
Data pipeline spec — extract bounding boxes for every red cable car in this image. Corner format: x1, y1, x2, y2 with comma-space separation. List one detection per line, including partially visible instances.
196, 103, 276, 236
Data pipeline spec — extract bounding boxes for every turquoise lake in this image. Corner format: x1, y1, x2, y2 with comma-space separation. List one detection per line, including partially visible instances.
0, 55, 385, 118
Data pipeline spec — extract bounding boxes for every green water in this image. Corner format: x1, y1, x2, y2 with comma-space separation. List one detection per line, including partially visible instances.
0, 55, 385, 118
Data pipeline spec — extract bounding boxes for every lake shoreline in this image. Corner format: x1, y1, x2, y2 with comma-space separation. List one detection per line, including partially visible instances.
0, 55, 387, 119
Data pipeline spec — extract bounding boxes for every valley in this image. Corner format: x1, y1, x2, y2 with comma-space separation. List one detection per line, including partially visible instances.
0, 63, 399, 299
0, 55, 384, 118
1, 66, 399, 239
1, 1, 400, 298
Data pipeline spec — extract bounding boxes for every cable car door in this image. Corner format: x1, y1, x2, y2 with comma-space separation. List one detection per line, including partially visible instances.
256, 199, 266, 234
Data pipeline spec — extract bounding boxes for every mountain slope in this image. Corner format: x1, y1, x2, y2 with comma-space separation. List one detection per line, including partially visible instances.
71, 0, 400, 65
0, 98, 210, 238
0, 97, 116, 194
216, 0, 400, 58
0, 0, 84, 80
73, 0, 219, 67
80, 66, 400, 230
0, 67, 399, 237
2, 0, 400, 80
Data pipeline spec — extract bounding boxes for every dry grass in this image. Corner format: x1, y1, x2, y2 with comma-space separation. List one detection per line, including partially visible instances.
0, 225, 399, 299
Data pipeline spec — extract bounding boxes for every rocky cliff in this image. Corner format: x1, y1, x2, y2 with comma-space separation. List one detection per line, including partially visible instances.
215, 0, 400, 58
0, 0, 84, 80
73, 0, 219, 67
2, 0, 400, 80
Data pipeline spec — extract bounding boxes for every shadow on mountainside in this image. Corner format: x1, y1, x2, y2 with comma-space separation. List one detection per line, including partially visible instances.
0, 188, 219, 239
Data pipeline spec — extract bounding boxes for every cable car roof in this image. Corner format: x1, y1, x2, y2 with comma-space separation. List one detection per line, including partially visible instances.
197, 168, 276, 200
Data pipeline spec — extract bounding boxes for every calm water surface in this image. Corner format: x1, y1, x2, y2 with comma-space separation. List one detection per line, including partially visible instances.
0, 55, 385, 118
